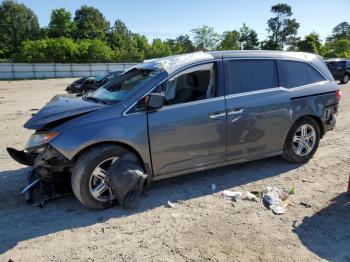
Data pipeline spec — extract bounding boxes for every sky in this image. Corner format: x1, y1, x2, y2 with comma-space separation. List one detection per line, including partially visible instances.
6, 0, 350, 42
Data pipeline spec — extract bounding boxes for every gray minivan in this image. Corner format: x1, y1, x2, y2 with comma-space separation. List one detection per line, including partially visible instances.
8, 51, 341, 209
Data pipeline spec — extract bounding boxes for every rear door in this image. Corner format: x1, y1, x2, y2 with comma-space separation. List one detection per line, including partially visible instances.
148, 61, 227, 177
224, 59, 291, 160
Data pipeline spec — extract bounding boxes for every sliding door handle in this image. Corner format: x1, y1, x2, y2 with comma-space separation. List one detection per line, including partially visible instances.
208, 112, 226, 119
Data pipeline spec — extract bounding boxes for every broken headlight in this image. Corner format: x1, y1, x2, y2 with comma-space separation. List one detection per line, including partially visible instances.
25, 131, 60, 150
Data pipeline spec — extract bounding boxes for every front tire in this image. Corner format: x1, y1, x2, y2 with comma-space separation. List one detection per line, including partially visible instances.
282, 117, 320, 163
340, 74, 349, 84
71, 145, 130, 209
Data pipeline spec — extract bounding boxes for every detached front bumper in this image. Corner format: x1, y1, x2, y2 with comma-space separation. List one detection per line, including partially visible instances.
7, 146, 72, 180
7, 146, 73, 205
7, 147, 36, 166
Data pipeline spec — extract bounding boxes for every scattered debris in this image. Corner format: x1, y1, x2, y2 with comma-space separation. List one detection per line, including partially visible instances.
245, 191, 259, 202
166, 201, 175, 208
302, 179, 314, 183
222, 190, 242, 202
263, 187, 281, 206
289, 186, 296, 194
263, 187, 287, 215
211, 184, 216, 191
270, 205, 286, 215
300, 202, 311, 208
250, 191, 263, 199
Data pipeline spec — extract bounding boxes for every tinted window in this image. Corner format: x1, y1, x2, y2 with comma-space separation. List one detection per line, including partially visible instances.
227, 60, 278, 94
327, 61, 345, 69
279, 60, 325, 88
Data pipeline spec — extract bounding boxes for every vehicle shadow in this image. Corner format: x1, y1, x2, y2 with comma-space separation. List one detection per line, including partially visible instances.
293, 193, 350, 262
0, 157, 301, 254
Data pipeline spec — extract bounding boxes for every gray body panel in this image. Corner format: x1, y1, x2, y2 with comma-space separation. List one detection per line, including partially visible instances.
148, 97, 227, 176
225, 88, 291, 160
30, 51, 339, 181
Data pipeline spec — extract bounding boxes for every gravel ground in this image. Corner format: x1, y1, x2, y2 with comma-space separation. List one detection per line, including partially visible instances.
0, 78, 349, 262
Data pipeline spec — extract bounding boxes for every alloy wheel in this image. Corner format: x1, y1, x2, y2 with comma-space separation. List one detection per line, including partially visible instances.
88, 157, 118, 202
292, 124, 316, 156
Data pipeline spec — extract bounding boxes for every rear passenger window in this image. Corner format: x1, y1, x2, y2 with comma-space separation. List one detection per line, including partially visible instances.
278, 60, 325, 88
227, 60, 278, 94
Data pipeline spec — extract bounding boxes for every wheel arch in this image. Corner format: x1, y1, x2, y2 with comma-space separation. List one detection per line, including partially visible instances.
72, 141, 147, 171
291, 115, 325, 138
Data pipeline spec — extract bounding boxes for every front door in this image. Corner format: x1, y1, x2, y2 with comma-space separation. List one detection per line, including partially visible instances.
148, 62, 227, 177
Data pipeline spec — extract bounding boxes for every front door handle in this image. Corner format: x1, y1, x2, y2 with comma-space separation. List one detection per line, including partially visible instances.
208, 112, 226, 119
227, 108, 244, 116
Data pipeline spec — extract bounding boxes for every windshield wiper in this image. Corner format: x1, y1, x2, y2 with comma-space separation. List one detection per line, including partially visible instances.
84, 96, 108, 104
84, 96, 116, 105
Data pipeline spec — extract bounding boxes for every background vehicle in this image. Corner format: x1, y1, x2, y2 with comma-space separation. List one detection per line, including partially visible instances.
325, 59, 350, 84
66, 71, 123, 95
8, 51, 340, 209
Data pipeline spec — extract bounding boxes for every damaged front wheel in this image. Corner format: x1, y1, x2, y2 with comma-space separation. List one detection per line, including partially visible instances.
71, 144, 130, 209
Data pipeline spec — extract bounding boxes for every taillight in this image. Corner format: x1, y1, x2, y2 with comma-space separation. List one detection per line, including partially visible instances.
336, 90, 342, 103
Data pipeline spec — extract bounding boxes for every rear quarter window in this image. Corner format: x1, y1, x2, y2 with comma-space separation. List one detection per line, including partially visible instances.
278, 60, 325, 88
226, 59, 278, 94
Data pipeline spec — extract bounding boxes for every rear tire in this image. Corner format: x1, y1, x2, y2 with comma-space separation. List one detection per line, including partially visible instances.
71, 144, 130, 210
282, 117, 320, 163
341, 74, 349, 84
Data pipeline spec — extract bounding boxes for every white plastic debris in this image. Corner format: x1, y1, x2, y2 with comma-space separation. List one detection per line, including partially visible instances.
211, 184, 216, 191
222, 190, 242, 201
263, 187, 281, 206
166, 201, 175, 208
270, 205, 286, 215
263, 187, 287, 215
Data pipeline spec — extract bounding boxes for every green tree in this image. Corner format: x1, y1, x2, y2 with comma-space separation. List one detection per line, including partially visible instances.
329, 22, 350, 41
263, 3, 299, 50
108, 19, 133, 51
17, 37, 78, 62
191, 26, 219, 51
77, 39, 113, 62
219, 31, 240, 50
323, 38, 350, 58
146, 39, 172, 59
73, 5, 110, 40
0, 0, 40, 58
165, 35, 195, 54
297, 33, 322, 54
16, 37, 114, 63
132, 33, 150, 52
239, 23, 259, 50
48, 8, 74, 38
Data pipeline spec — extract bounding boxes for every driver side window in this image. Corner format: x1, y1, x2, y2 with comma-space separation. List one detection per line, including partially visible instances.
160, 63, 216, 106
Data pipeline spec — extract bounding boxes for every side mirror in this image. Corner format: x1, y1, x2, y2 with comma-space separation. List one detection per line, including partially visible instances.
141, 93, 165, 111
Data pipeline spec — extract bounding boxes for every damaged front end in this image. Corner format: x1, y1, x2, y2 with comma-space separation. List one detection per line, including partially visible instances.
7, 144, 73, 206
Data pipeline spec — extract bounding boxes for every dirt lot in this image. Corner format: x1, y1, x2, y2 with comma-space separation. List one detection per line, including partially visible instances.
0, 78, 349, 262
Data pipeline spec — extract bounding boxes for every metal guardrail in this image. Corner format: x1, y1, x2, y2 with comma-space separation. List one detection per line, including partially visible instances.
0, 63, 137, 80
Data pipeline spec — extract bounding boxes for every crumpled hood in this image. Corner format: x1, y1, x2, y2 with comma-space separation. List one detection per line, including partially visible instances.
24, 94, 105, 130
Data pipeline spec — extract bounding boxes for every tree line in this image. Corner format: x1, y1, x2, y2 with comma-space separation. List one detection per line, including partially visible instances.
0, 1, 349, 63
